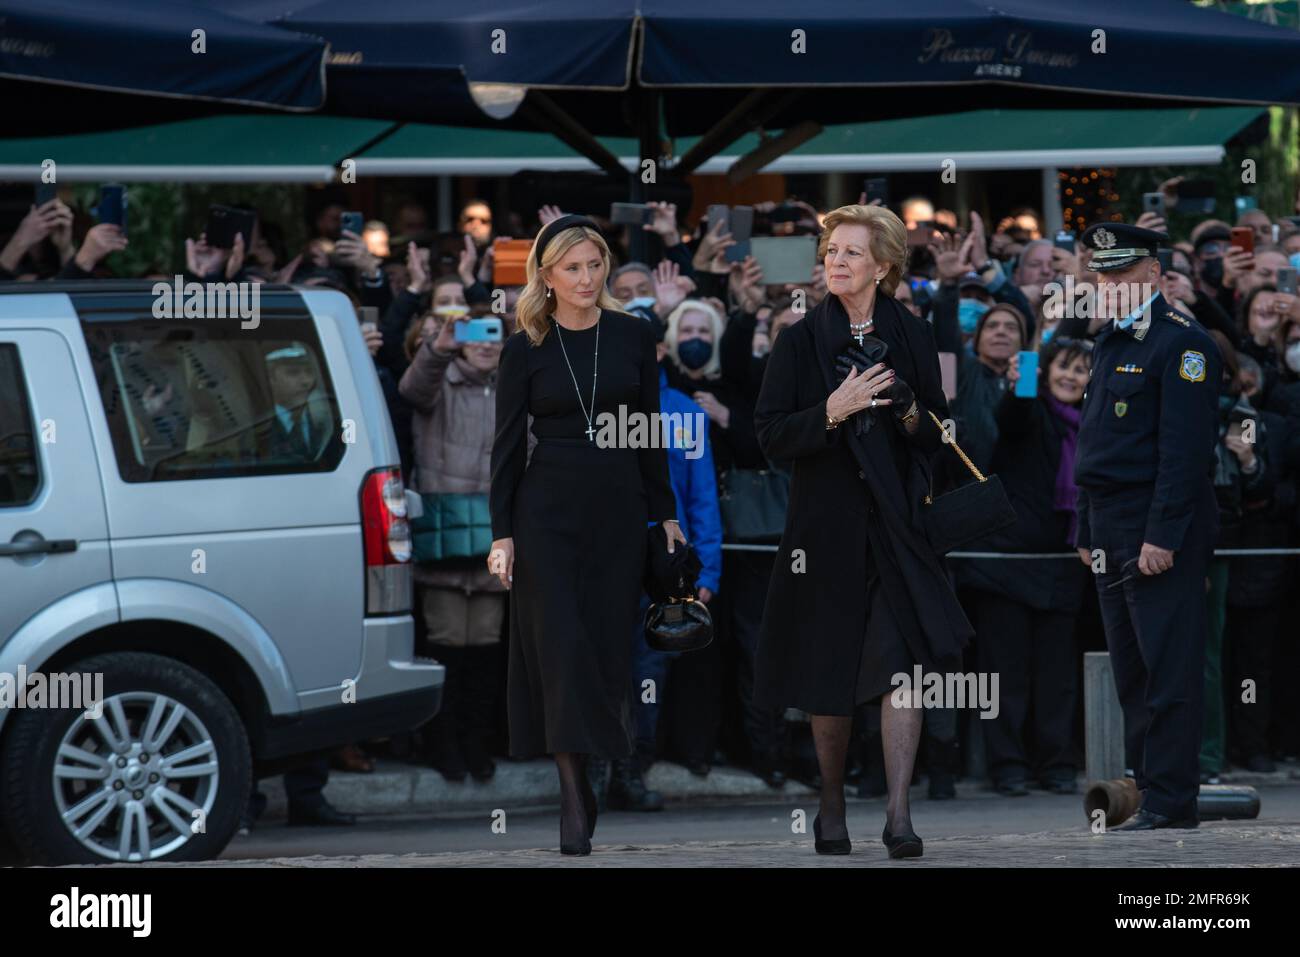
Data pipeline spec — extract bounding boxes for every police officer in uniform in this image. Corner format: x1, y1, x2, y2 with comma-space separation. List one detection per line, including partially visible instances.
1073, 223, 1221, 830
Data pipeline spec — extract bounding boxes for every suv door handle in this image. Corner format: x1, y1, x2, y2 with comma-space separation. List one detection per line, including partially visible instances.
0, 538, 78, 556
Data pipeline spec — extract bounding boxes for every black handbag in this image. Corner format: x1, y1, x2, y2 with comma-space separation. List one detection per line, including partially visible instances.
643, 523, 713, 653
919, 410, 1018, 555
644, 598, 713, 653
717, 464, 790, 542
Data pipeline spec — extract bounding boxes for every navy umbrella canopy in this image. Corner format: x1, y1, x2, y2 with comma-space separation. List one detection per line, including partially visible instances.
0, 0, 327, 112
224, 0, 1300, 135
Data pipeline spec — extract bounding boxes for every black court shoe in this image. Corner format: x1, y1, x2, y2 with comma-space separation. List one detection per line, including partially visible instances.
813, 814, 851, 855
882, 825, 923, 859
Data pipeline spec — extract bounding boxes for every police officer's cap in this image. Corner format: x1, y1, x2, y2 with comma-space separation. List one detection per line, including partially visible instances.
1080, 222, 1168, 272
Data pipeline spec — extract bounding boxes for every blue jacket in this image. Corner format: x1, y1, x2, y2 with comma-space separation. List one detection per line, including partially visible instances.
657, 367, 723, 594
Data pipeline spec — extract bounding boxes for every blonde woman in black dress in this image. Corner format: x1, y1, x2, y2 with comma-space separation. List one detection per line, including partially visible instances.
488, 215, 682, 855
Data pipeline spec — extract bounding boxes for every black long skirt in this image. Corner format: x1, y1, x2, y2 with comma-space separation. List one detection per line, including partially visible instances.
507, 437, 646, 758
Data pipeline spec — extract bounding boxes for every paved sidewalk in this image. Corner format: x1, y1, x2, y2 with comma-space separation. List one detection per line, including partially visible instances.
261, 757, 1300, 819
198, 819, 1300, 867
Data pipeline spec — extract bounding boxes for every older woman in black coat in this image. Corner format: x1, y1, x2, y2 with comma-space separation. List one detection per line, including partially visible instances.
754, 204, 974, 859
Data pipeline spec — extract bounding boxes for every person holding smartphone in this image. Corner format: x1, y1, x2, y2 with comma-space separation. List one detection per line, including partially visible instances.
1073, 221, 1221, 831
399, 303, 508, 786
962, 337, 1093, 796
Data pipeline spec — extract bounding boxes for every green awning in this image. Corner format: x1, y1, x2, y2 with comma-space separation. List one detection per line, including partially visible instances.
0, 115, 395, 183
354, 107, 1264, 176
0, 107, 1262, 182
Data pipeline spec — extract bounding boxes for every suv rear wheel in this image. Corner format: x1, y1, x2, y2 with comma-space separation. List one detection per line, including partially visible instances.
1, 651, 251, 865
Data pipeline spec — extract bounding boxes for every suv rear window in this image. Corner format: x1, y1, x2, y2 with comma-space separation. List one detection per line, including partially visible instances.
81, 317, 345, 483
0, 343, 40, 505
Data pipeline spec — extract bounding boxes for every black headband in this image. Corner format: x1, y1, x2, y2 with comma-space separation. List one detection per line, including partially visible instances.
534, 214, 598, 268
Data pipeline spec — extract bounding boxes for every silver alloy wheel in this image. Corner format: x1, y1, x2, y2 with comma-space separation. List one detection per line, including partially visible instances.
52, 692, 220, 862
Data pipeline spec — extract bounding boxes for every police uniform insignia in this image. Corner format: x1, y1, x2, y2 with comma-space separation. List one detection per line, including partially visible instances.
1114, 400, 1128, 418
1179, 350, 1207, 382
1093, 228, 1117, 249
1166, 310, 1189, 326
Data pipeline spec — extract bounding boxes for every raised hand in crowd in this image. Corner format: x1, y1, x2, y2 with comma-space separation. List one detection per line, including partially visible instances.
645, 201, 681, 247
691, 215, 736, 274
1221, 246, 1255, 291
729, 254, 765, 313
362, 323, 383, 357
335, 228, 381, 280
653, 259, 694, 317
74, 223, 128, 273
0, 200, 75, 273
184, 232, 243, 279
928, 231, 969, 283
538, 204, 564, 227
1135, 210, 1167, 234
406, 241, 432, 295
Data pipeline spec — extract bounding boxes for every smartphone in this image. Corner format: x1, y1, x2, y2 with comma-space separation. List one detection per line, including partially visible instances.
1014, 350, 1039, 398
706, 204, 729, 236
1142, 192, 1166, 219
1277, 267, 1297, 295
454, 317, 503, 343
206, 204, 257, 250
34, 182, 58, 207
1053, 230, 1076, 252
357, 306, 379, 337
1176, 178, 1216, 215
340, 210, 364, 237
611, 202, 655, 226
748, 236, 817, 285
864, 177, 889, 207
1234, 196, 1258, 215
97, 183, 127, 235
1230, 226, 1255, 254
723, 205, 754, 263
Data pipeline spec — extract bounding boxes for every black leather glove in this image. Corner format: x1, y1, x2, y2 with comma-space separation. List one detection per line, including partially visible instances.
880, 375, 915, 417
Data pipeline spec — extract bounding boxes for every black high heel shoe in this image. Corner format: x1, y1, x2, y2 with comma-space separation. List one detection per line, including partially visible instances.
813, 814, 851, 855
560, 811, 591, 856
882, 825, 923, 859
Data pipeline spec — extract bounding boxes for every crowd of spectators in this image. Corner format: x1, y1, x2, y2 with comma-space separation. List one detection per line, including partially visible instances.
5, 178, 1299, 809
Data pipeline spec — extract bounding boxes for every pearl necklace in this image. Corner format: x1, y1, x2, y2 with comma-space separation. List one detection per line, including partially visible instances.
848, 316, 874, 347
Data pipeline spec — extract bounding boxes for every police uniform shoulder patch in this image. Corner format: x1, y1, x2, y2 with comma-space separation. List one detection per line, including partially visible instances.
1164, 309, 1189, 327
1179, 349, 1207, 382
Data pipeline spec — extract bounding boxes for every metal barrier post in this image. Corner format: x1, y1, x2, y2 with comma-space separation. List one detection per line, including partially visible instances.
1084, 651, 1125, 783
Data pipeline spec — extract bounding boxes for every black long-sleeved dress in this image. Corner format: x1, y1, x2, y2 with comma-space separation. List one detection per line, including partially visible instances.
490, 309, 677, 757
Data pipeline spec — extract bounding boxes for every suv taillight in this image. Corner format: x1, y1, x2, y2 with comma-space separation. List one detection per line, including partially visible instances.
361, 467, 412, 615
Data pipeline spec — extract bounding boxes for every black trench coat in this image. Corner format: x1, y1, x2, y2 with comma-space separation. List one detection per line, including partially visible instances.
752, 292, 974, 715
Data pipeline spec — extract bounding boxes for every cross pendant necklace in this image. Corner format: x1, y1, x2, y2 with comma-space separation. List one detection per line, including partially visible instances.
554, 314, 600, 443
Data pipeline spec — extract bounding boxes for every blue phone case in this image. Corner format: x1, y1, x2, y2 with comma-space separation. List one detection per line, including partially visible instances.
1015, 351, 1039, 397
454, 318, 502, 343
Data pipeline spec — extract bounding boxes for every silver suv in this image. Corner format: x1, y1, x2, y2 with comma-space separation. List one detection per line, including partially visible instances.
0, 281, 442, 864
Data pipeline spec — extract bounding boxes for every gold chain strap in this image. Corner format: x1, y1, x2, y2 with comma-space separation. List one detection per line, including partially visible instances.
926, 410, 987, 483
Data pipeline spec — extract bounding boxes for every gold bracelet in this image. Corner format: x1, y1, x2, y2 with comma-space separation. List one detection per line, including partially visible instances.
826, 410, 842, 430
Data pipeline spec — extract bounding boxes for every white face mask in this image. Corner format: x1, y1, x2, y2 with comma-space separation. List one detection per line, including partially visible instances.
1286, 341, 1300, 374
